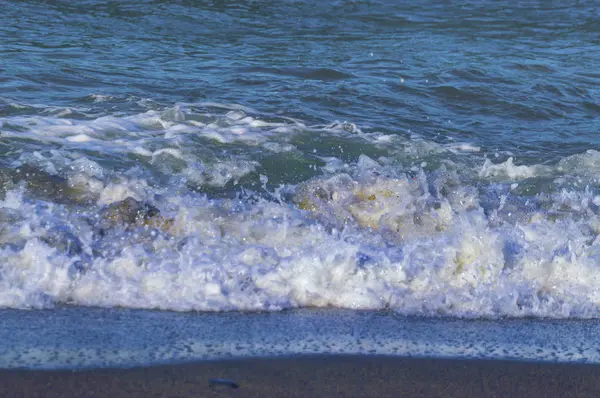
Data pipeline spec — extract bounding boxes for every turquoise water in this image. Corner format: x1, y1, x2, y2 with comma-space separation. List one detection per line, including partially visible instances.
1, 1, 600, 318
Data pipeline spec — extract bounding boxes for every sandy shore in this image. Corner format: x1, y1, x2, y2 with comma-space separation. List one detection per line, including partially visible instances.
1, 355, 600, 397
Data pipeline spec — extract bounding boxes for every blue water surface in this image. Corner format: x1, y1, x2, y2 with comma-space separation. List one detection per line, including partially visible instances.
2, 0, 599, 159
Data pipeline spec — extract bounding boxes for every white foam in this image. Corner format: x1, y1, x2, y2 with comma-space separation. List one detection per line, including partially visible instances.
0, 156, 600, 318
479, 157, 549, 179
448, 143, 481, 153
3, 106, 600, 318
96, 178, 150, 205
479, 151, 600, 182
66, 133, 94, 143
88, 94, 113, 103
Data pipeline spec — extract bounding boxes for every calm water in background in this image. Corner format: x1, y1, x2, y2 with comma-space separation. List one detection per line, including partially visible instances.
4, 1, 600, 158
1, 0, 600, 323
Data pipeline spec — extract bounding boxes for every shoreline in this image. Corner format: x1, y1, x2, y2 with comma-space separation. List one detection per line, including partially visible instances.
3, 307, 599, 369
2, 355, 600, 397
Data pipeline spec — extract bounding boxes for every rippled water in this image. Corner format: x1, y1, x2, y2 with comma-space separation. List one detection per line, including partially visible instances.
1, 1, 600, 318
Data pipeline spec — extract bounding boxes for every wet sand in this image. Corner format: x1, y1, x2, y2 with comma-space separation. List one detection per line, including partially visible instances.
1, 355, 600, 397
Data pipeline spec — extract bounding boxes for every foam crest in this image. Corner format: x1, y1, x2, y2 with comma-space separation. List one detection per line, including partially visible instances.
1, 151, 600, 318
3, 105, 600, 318
479, 151, 600, 183
479, 157, 551, 180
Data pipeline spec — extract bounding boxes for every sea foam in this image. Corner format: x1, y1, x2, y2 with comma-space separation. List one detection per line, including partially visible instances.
1, 105, 600, 318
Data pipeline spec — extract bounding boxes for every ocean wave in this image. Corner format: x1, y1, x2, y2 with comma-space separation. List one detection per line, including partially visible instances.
1, 115, 600, 318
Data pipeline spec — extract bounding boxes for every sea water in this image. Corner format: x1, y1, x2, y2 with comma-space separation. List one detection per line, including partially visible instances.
1, 0, 600, 368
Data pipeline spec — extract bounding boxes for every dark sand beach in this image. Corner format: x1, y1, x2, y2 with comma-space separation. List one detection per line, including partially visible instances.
2, 355, 600, 398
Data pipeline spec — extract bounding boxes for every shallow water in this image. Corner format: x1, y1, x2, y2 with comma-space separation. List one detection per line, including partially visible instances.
1, 1, 600, 318
2, 307, 599, 369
